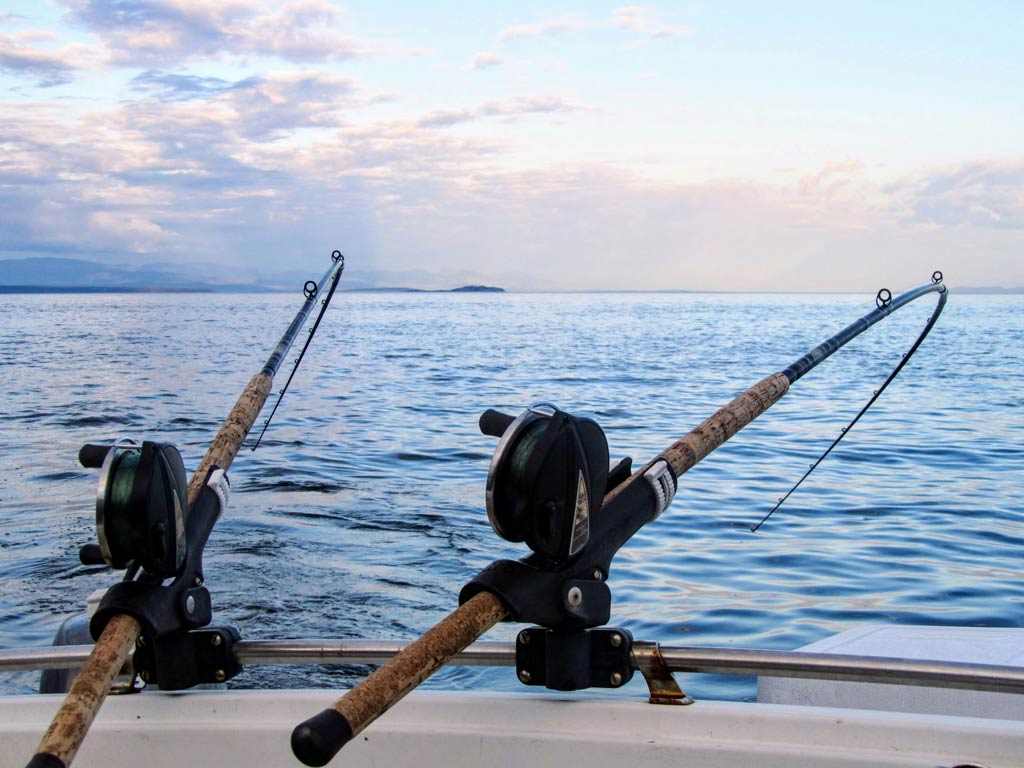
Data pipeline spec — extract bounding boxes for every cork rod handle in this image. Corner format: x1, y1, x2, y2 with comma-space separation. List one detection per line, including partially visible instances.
292, 592, 509, 767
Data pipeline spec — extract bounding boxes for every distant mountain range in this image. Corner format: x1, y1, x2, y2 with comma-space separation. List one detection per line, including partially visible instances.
952, 286, 1024, 294
0, 257, 266, 292
0, 257, 504, 293
1, 257, 1019, 294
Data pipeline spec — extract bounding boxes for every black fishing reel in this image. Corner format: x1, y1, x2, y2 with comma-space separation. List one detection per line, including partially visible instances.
79, 439, 188, 578
479, 403, 610, 564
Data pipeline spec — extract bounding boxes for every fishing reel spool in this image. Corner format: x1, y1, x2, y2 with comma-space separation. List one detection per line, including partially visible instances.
79, 439, 188, 578
480, 403, 610, 565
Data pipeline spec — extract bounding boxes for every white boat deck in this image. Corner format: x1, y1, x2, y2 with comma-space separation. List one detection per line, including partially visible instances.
5, 624, 1024, 767
760, 624, 1024, 721
3, 688, 1023, 768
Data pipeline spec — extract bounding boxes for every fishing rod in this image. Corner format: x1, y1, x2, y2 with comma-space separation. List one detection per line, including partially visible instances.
291, 273, 947, 766
27, 251, 345, 768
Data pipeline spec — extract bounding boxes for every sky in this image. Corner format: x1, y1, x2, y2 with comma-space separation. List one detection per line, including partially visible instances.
1, 1, 1021, 291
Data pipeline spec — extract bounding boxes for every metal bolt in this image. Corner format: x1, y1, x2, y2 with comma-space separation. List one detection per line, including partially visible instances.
211, 634, 222, 647
214, 669, 226, 683
610, 672, 623, 686
517, 669, 532, 683
185, 595, 196, 615
567, 586, 583, 608
593, 569, 604, 581
518, 631, 530, 646
610, 633, 622, 648
194, 576, 202, 586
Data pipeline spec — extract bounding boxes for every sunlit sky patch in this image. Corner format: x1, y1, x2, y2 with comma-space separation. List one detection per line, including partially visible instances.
1, 1, 1021, 290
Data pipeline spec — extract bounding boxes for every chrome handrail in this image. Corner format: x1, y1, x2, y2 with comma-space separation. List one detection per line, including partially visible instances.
3, 639, 1024, 695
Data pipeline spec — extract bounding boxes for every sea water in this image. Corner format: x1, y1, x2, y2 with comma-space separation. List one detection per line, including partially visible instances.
1, 289, 1022, 700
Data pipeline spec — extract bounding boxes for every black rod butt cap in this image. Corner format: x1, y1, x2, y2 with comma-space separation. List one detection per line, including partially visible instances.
27, 754, 66, 768
292, 708, 353, 766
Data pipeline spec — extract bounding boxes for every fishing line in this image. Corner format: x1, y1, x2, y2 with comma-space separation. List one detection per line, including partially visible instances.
750, 272, 948, 532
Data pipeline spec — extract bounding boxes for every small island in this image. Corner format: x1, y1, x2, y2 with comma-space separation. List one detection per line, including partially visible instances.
450, 285, 505, 293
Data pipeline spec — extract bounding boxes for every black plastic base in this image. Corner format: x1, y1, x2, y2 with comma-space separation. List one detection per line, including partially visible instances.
292, 708, 354, 767
26, 753, 66, 768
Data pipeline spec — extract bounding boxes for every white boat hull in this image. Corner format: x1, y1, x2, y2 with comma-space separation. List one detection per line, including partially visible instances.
3, 689, 1022, 768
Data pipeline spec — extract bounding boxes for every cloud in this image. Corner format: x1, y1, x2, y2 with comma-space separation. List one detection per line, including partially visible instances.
498, 13, 588, 42
416, 95, 597, 129
798, 158, 865, 195
112, 70, 368, 160
130, 69, 235, 99
498, 7, 691, 45
221, 71, 364, 139
1, 50, 1020, 291
60, 0, 377, 66
468, 52, 504, 71
890, 159, 1024, 230
87, 210, 171, 252
611, 6, 692, 39
0, 30, 99, 86
0, 67, 376, 244
223, 1, 375, 62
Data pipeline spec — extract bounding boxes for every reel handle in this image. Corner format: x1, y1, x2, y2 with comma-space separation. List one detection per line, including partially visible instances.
78, 544, 104, 566
479, 409, 515, 437
78, 444, 110, 469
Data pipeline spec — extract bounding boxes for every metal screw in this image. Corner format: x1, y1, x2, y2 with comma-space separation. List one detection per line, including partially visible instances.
517, 669, 532, 683
593, 569, 603, 581
214, 669, 226, 683
567, 586, 583, 607
610, 633, 622, 648
194, 576, 202, 586
518, 631, 530, 646
185, 595, 196, 615
211, 634, 222, 647
610, 672, 623, 686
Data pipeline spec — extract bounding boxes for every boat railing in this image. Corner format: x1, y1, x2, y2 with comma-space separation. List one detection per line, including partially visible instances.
3, 639, 1024, 695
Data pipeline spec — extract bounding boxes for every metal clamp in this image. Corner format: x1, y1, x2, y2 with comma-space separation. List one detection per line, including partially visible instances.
207, 468, 231, 518
644, 460, 677, 519
133, 626, 241, 690
515, 627, 634, 691
632, 641, 692, 705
